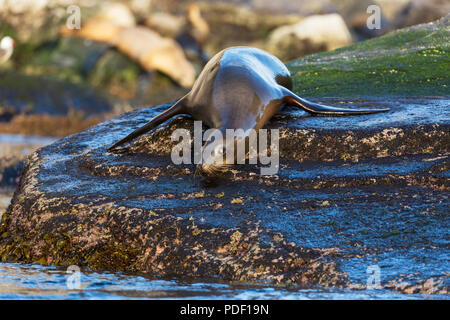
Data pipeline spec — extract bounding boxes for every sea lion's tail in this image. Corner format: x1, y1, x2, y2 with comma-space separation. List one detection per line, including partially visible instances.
283, 89, 389, 115
108, 95, 188, 152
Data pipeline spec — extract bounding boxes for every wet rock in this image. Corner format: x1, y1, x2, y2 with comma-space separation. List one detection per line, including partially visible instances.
0, 94, 448, 292
267, 14, 353, 61
0, 128, 349, 285
386, 276, 449, 295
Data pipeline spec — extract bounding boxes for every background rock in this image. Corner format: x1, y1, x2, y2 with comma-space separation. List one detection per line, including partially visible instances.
376, 0, 412, 20
326, 0, 389, 39
288, 14, 450, 97
61, 21, 196, 88
267, 14, 353, 61
145, 12, 186, 38
197, 2, 303, 54
0, 95, 447, 291
393, 0, 450, 29
97, 2, 136, 28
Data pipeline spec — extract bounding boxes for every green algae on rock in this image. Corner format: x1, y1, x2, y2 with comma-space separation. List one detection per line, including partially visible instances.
287, 14, 450, 97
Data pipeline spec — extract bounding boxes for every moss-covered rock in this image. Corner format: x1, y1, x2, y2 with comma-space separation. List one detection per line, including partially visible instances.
287, 14, 450, 97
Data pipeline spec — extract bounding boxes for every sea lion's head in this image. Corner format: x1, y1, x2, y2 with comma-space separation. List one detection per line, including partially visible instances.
197, 131, 228, 177
197, 128, 254, 179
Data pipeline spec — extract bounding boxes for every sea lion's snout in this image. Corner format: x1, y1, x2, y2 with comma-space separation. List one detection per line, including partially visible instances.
198, 138, 231, 177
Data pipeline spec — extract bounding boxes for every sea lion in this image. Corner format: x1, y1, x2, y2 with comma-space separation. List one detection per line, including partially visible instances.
108, 47, 389, 175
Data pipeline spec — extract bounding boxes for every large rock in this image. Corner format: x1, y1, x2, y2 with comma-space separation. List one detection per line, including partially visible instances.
393, 0, 450, 29
267, 14, 353, 61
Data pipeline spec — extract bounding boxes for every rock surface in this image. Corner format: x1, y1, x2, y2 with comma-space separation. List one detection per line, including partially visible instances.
0, 96, 448, 292
197, 2, 303, 54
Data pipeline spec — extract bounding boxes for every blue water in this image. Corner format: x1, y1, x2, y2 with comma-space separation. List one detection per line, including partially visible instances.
0, 262, 445, 300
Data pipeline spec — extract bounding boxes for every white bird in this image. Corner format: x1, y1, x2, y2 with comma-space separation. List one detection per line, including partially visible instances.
0, 36, 15, 64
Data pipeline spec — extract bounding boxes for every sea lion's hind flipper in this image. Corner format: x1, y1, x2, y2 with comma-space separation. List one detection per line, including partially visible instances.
283, 90, 389, 116
108, 95, 188, 152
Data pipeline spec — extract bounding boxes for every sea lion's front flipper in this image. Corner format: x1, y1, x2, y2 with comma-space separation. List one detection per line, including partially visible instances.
283, 89, 389, 116
108, 94, 188, 152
